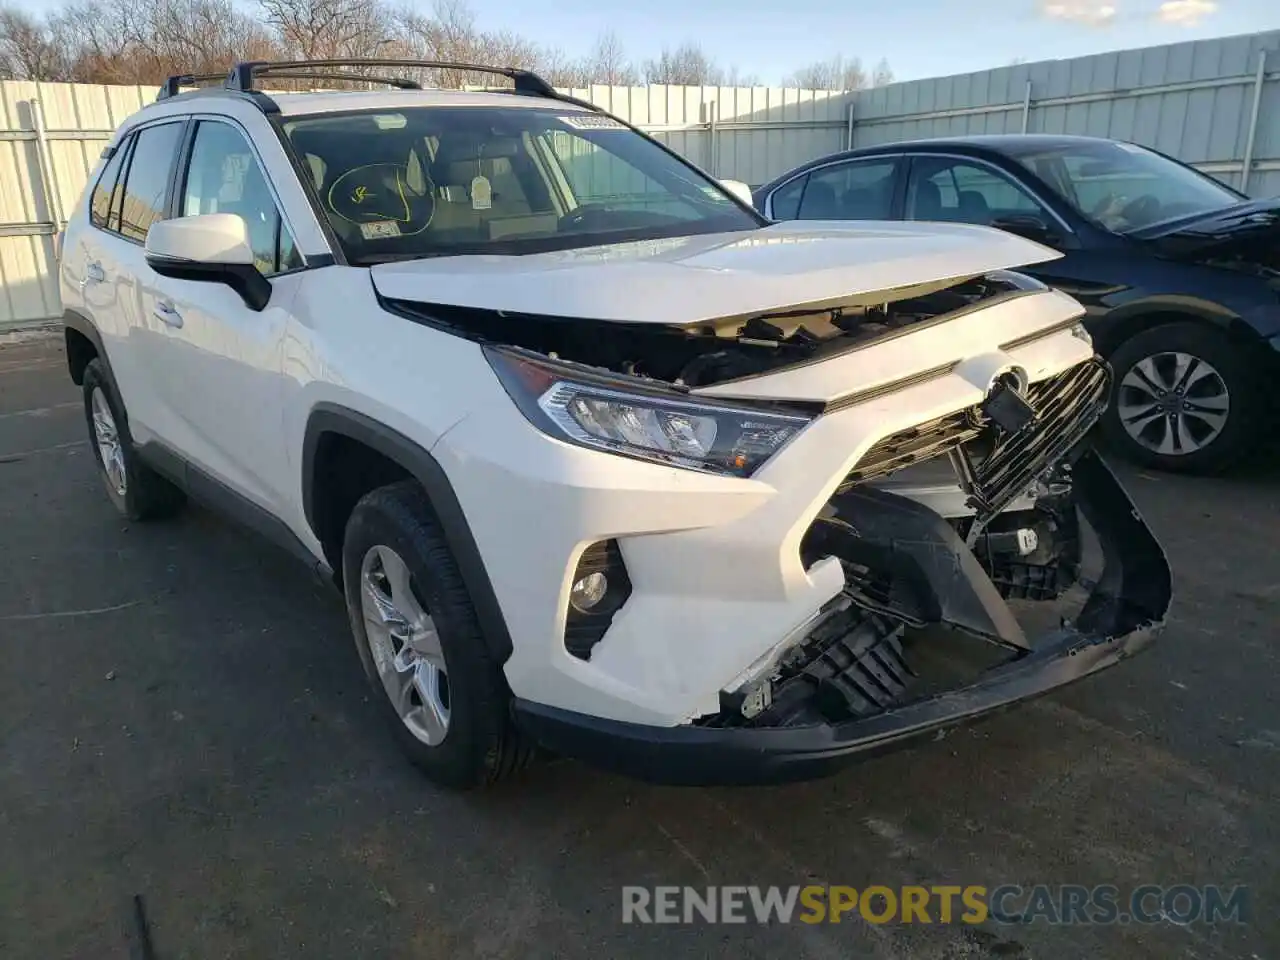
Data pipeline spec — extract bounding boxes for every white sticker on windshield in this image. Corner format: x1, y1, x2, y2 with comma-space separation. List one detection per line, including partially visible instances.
360, 220, 402, 240
471, 175, 492, 210
559, 114, 628, 131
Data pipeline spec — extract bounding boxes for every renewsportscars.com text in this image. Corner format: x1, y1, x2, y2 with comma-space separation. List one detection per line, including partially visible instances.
621, 884, 1249, 926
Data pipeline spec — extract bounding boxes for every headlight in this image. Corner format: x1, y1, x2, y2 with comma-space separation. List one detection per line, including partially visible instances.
486, 348, 812, 477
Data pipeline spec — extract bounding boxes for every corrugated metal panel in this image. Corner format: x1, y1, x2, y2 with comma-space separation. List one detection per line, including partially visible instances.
851, 31, 1280, 199
0, 80, 148, 329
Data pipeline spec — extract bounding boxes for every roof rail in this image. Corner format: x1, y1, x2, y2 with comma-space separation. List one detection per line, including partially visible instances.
153, 58, 596, 114
226, 59, 559, 97
156, 72, 231, 100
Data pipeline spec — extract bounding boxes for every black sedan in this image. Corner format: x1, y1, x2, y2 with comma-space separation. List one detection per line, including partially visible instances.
754, 134, 1280, 473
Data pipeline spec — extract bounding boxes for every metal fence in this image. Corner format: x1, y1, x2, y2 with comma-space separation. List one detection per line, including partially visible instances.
2, 30, 1278, 329
853, 30, 1280, 197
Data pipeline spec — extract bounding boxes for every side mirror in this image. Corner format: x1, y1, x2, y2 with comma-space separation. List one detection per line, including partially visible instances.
990, 214, 1060, 248
719, 178, 754, 207
145, 213, 271, 311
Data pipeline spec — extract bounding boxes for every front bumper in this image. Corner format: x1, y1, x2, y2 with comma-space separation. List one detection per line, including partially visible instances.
512, 450, 1171, 785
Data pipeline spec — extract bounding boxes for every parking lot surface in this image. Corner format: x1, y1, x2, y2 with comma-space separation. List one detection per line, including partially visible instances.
2, 333, 1277, 959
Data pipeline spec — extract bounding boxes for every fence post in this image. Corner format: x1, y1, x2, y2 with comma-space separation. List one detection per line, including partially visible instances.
707, 98, 718, 176
1020, 80, 1033, 134
29, 95, 65, 231
1240, 50, 1267, 195
846, 101, 856, 150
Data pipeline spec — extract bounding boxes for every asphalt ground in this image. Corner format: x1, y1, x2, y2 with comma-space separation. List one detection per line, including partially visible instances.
1, 332, 1277, 959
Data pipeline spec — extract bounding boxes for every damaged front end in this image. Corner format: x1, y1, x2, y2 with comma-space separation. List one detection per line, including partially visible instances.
515, 377, 1172, 786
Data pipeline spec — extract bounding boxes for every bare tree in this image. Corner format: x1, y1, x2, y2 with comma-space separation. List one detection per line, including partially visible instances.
643, 41, 724, 85
785, 54, 868, 91
258, 0, 392, 60
0, 6, 70, 80
398, 0, 547, 87
583, 30, 635, 86
871, 57, 893, 86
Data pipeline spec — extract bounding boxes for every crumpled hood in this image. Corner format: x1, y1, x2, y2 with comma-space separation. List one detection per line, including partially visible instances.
1133, 196, 1280, 267
370, 220, 1063, 326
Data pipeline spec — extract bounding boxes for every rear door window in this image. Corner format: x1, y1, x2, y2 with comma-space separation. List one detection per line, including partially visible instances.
117, 122, 184, 243
796, 159, 900, 220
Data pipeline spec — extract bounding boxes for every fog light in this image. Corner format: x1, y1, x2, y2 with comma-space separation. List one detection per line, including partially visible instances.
570, 571, 608, 612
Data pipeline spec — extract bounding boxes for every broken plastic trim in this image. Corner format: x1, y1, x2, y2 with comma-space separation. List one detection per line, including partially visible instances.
511, 449, 1171, 786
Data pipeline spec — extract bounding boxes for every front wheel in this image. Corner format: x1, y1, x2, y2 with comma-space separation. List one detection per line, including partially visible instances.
1100, 322, 1261, 474
341, 480, 534, 788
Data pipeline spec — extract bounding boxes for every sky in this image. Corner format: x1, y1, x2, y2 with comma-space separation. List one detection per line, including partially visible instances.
459, 0, 1280, 83
11, 0, 1280, 84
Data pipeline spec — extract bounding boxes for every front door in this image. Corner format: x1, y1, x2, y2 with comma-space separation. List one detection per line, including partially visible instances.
143, 118, 304, 516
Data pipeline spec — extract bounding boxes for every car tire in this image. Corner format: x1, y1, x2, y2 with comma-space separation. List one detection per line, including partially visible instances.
1101, 322, 1260, 474
342, 480, 534, 789
82, 359, 186, 521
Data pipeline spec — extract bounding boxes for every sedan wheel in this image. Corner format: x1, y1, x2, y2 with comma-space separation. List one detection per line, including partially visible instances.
359, 544, 451, 746
1116, 351, 1230, 457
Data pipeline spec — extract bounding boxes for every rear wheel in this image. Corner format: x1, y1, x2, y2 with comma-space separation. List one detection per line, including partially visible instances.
1101, 322, 1260, 474
341, 480, 534, 788
81, 359, 185, 521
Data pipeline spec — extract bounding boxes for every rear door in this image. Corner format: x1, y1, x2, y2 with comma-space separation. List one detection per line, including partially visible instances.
105, 120, 189, 448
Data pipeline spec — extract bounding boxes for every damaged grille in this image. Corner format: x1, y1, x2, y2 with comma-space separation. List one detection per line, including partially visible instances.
841, 359, 1111, 517
964, 359, 1110, 517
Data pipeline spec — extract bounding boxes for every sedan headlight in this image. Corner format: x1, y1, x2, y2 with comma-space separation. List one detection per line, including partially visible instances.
487, 348, 812, 477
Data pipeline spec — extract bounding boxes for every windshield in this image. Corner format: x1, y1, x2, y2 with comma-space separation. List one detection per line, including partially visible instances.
281, 106, 759, 263
1009, 140, 1243, 233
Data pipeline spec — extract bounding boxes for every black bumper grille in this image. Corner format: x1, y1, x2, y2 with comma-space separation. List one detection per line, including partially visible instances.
841, 359, 1112, 513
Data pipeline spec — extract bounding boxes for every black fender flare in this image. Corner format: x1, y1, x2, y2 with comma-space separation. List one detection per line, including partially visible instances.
63, 309, 128, 422
302, 403, 514, 664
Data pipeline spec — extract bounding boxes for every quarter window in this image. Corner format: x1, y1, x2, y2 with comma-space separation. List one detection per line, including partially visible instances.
117, 122, 184, 242
181, 121, 301, 275
89, 141, 130, 231
768, 176, 805, 219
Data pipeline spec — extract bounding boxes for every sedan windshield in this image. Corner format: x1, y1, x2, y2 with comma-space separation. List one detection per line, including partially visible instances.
281, 106, 759, 263
1008, 140, 1243, 233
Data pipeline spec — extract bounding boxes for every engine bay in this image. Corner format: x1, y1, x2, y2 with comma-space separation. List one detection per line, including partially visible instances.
382, 273, 1026, 389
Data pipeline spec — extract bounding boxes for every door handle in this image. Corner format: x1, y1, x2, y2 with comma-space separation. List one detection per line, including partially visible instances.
84, 261, 106, 284
153, 301, 184, 328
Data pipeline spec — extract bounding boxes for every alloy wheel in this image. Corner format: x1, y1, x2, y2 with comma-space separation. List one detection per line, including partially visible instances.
91, 387, 127, 495
1116, 351, 1230, 457
359, 544, 451, 746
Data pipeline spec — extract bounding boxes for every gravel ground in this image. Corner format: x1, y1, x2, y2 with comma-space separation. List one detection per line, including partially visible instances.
1, 333, 1277, 959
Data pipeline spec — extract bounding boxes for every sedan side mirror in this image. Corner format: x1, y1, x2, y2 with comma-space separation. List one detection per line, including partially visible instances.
719, 179, 754, 207
990, 214, 1061, 248
145, 213, 271, 311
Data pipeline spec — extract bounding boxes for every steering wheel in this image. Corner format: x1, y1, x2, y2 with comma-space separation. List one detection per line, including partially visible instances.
326, 162, 435, 237
1118, 194, 1161, 226
559, 203, 618, 232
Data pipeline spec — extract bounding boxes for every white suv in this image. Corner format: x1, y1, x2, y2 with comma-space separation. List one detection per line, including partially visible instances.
59, 60, 1171, 788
